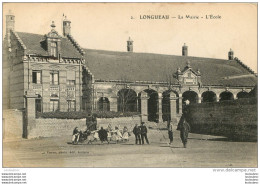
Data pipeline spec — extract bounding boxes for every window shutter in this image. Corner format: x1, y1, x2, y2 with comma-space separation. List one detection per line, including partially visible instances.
37, 72, 41, 84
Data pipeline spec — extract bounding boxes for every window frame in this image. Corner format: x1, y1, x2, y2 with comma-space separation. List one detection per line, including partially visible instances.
50, 41, 58, 57
50, 99, 59, 112
50, 71, 59, 85
32, 70, 42, 84
67, 100, 76, 112
67, 80, 76, 86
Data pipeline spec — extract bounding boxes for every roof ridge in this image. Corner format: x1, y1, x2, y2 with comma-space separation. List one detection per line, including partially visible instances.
234, 57, 256, 76
67, 34, 85, 56
83, 66, 95, 83
11, 30, 27, 50
83, 48, 230, 61
13, 32, 238, 63
16, 31, 43, 36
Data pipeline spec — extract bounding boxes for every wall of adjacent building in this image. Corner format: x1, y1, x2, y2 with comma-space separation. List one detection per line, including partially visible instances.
3, 32, 26, 110
9, 62, 25, 109
3, 41, 11, 109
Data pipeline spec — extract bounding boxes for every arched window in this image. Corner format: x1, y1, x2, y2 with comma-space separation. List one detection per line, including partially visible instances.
117, 89, 137, 112
202, 91, 217, 103
237, 91, 249, 99
98, 97, 110, 111
182, 91, 198, 104
219, 91, 234, 101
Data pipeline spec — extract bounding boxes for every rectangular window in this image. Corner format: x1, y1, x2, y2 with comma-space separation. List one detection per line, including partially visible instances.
32, 70, 42, 84
50, 100, 59, 112
50, 71, 59, 85
67, 71, 75, 85
67, 80, 75, 86
50, 42, 57, 57
67, 100, 75, 112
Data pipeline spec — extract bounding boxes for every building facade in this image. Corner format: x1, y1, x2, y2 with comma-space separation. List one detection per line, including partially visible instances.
3, 12, 257, 122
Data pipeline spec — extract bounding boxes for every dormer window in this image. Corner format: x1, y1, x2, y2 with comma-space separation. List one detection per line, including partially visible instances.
175, 63, 202, 86
50, 42, 58, 57
44, 21, 61, 57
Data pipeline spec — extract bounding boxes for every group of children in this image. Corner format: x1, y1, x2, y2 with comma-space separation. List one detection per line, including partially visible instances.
72, 114, 190, 147
72, 124, 131, 145
98, 124, 130, 144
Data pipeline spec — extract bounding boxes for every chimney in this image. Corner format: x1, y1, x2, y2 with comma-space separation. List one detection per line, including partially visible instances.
182, 43, 188, 56
63, 15, 71, 37
6, 10, 15, 33
6, 10, 15, 50
127, 37, 133, 52
228, 48, 234, 60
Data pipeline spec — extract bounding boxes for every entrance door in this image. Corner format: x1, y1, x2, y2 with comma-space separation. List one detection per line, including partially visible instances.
35, 99, 42, 113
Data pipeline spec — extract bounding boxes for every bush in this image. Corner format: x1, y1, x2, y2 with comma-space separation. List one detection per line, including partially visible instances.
185, 98, 257, 142
36, 111, 140, 119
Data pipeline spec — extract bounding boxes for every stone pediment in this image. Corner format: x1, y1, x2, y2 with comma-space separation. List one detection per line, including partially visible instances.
182, 67, 200, 76
44, 21, 62, 40
46, 30, 62, 39
176, 62, 202, 86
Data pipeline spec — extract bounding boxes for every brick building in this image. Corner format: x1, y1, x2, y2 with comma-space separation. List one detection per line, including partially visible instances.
3, 11, 257, 122
3, 13, 86, 113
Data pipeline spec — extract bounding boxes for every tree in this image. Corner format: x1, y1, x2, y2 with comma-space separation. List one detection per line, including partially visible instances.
116, 76, 138, 113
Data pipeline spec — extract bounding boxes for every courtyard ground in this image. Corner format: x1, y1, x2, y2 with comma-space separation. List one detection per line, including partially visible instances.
3, 126, 257, 168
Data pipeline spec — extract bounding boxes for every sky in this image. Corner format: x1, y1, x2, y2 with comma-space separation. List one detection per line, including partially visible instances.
2, 3, 257, 72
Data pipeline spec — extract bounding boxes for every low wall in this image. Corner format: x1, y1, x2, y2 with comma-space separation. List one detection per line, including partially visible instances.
27, 116, 141, 138
29, 119, 86, 138
3, 109, 24, 140
97, 116, 141, 130
186, 98, 257, 141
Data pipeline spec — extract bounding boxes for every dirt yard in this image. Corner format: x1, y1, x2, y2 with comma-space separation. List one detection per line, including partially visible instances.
3, 127, 257, 168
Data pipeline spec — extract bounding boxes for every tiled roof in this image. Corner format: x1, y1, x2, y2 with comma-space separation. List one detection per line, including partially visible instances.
83, 49, 257, 87
14, 32, 257, 87
16, 32, 82, 58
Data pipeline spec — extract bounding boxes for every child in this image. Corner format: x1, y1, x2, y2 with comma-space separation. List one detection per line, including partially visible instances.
122, 126, 129, 142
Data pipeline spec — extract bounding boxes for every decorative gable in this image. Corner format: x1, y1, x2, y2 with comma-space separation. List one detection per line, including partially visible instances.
42, 21, 62, 58
175, 61, 202, 86
182, 70, 198, 85
46, 28, 61, 39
